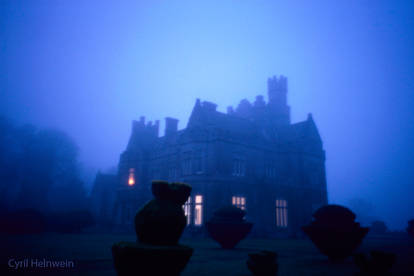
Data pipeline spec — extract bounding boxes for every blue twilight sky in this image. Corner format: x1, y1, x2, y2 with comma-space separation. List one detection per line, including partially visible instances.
1, 0, 413, 229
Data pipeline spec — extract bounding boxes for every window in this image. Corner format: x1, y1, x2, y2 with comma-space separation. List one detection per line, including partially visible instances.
276, 199, 288, 228
183, 197, 192, 225
194, 195, 203, 226
232, 158, 246, 176
182, 151, 192, 175
193, 150, 203, 174
232, 196, 246, 210
127, 205, 134, 222
151, 166, 161, 179
265, 161, 277, 178
168, 166, 178, 180
128, 168, 135, 186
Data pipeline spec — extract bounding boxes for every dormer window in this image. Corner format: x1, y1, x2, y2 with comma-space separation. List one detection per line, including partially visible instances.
128, 168, 135, 186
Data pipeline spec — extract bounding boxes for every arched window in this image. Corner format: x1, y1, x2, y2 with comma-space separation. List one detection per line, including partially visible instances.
276, 199, 288, 227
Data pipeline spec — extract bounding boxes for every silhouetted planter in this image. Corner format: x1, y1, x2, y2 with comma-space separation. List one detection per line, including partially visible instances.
354, 250, 396, 276
302, 204, 369, 261
112, 181, 193, 276
247, 250, 278, 276
112, 242, 193, 276
206, 206, 253, 249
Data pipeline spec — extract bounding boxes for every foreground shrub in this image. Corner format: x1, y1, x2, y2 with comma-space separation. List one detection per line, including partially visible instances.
135, 181, 191, 245
112, 181, 193, 276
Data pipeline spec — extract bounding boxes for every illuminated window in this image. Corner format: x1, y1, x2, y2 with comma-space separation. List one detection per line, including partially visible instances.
276, 199, 288, 227
232, 158, 246, 176
232, 196, 246, 210
128, 168, 135, 186
183, 197, 192, 225
194, 195, 203, 226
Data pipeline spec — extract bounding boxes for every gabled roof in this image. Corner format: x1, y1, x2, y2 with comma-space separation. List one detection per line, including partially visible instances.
278, 113, 322, 144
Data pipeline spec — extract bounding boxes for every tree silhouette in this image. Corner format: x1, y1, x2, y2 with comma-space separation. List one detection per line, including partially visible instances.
0, 116, 87, 212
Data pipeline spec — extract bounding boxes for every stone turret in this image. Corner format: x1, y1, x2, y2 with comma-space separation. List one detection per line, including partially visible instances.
268, 75, 287, 105
267, 75, 291, 125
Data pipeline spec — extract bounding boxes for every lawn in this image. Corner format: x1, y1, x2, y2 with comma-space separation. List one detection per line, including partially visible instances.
1, 233, 413, 276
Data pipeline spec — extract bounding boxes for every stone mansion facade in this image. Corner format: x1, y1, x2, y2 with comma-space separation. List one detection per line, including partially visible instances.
90, 76, 328, 236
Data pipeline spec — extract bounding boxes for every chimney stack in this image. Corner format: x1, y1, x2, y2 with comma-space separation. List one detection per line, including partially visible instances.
139, 116, 145, 124
202, 101, 217, 112
227, 106, 234, 114
165, 117, 179, 136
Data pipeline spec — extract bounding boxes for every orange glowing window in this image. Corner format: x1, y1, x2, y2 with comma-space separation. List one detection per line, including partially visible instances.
128, 168, 135, 186
232, 196, 246, 210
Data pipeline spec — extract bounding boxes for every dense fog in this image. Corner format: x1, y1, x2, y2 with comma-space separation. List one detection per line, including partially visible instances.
1, 1, 413, 229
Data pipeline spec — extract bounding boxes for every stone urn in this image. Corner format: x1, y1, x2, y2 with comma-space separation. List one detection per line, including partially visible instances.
247, 250, 278, 276
302, 204, 369, 261
206, 205, 253, 249
354, 251, 396, 276
111, 180, 193, 276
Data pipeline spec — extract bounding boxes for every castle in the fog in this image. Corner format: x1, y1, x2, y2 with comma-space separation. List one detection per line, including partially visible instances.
91, 76, 328, 236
